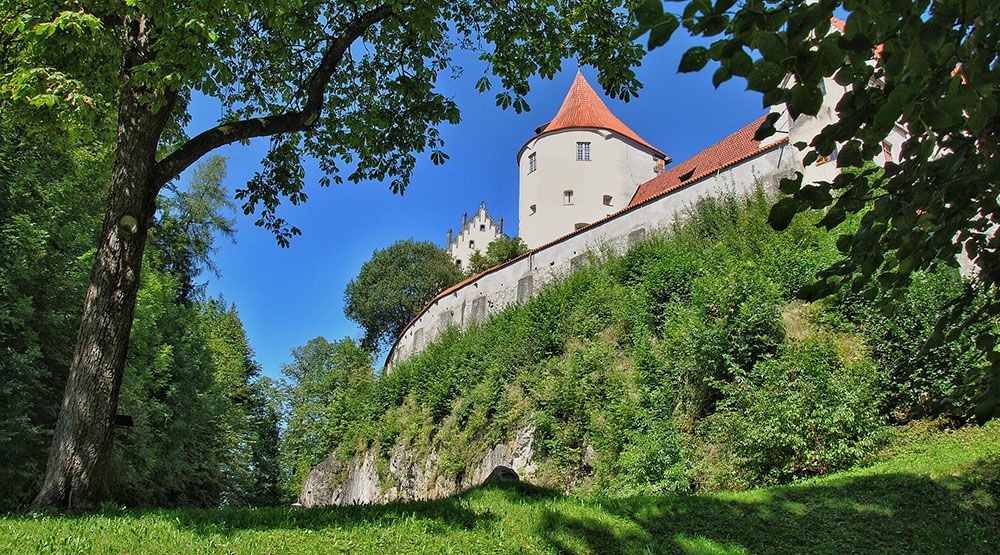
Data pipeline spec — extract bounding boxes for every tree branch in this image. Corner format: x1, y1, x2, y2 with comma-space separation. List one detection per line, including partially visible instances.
153, 3, 393, 187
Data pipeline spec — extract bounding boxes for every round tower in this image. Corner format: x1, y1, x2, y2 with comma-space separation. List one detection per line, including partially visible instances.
516, 72, 669, 248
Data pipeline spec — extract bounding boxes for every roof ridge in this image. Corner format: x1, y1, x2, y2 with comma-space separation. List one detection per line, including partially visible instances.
518, 73, 667, 161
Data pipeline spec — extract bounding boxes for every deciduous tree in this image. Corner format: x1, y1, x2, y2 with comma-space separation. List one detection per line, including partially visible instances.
345, 240, 464, 354
468, 235, 529, 274
2, 0, 646, 509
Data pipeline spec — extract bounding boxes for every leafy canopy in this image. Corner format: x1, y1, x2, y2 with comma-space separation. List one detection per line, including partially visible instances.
3, 0, 647, 245
633, 0, 999, 418
344, 239, 464, 354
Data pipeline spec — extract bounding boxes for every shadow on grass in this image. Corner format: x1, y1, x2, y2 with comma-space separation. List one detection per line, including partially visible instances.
539, 457, 1000, 554
165, 482, 561, 537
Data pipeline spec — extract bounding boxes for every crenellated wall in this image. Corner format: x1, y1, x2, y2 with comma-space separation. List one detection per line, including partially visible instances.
386, 142, 798, 370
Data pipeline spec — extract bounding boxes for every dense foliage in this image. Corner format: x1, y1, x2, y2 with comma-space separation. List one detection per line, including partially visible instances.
4, 0, 651, 509
303, 190, 992, 497
279, 337, 375, 499
344, 240, 465, 354
467, 235, 530, 275
633, 0, 1000, 417
0, 110, 280, 511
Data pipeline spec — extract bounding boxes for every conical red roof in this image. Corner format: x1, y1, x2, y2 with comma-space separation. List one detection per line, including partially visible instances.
523, 72, 667, 159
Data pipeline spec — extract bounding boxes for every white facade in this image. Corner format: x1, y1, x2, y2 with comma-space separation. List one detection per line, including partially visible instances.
518, 129, 663, 248
445, 202, 503, 271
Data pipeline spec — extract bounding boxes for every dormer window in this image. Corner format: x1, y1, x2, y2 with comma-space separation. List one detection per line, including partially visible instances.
576, 142, 590, 161
603, 195, 612, 206
528, 152, 537, 173
563, 190, 574, 205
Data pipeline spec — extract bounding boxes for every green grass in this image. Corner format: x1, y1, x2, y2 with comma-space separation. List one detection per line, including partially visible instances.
4, 422, 998, 554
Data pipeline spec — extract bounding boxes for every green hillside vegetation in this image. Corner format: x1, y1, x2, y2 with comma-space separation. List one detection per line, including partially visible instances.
286, 187, 992, 496
3, 422, 997, 554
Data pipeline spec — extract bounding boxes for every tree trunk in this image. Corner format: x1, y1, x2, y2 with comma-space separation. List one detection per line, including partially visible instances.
30, 15, 174, 512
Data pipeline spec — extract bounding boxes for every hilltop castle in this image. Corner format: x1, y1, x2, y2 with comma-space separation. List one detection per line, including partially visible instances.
412, 37, 909, 370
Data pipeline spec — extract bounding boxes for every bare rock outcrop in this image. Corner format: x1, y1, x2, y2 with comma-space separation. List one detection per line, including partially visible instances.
299, 426, 536, 507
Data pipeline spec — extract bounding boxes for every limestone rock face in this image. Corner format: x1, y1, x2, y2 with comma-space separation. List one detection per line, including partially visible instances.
299, 426, 536, 507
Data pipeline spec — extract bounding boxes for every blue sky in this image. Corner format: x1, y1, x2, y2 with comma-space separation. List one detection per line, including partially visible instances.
187, 33, 766, 380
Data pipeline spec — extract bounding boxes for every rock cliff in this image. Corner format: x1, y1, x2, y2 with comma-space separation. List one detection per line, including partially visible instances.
299, 426, 537, 507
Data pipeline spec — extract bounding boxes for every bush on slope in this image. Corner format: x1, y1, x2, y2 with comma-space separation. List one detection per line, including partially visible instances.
330, 189, 992, 495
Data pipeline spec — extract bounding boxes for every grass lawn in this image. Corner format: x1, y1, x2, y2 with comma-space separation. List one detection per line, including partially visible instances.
3, 422, 998, 554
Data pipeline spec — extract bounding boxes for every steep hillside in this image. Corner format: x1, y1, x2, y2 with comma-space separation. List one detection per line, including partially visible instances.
301, 189, 992, 505
3, 423, 998, 554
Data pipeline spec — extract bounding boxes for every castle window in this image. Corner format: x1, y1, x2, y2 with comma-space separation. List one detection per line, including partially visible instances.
576, 142, 591, 161
563, 190, 574, 205
528, 152, 537, 173
603, 194, 613, 206
469, 240, 475, 249
529, 204, 537, 215
455, 259, 462, 266
479, 224, 486, 231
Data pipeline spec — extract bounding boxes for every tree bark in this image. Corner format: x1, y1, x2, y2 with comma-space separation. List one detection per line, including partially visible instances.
29, 4, 392, 511
30, 15, 174, 512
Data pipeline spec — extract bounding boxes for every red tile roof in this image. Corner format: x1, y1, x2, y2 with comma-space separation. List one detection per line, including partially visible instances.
518, 72, 668, 161
629, 114, 787, 207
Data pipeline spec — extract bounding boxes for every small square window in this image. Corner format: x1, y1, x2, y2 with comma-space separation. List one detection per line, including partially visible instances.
603, 195, 612, 206
455, 259, 462, 266
528, 152, 537, 173
576, 142, 590, 161
563, 190, 573, 205
479, 224, 486, 232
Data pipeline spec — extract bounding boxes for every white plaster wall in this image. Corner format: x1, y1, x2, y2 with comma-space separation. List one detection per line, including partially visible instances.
518, 129, 662, 248
386, 144, 796, 369
446, 206, 502, 271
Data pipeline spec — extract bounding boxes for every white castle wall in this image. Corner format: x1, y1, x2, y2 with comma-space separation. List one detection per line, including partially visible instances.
386, 143, 797, 369
517, 129, 662, 248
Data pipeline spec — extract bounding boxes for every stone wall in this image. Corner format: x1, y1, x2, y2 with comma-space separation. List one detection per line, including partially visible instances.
386, 142, 798, 370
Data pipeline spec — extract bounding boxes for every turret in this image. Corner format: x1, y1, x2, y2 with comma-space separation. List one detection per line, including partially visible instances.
516, 72, 668, 248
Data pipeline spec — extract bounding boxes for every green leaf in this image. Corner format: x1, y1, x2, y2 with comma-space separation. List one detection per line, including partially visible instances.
753, 112, 781, 140
647, 14, 680, 50
789, 83, 823, 116
712, 66, 732, 88
768, 196, 801, 231
778, 173, 802, 194
747, 60, 785, 92
679, 46, 710, 73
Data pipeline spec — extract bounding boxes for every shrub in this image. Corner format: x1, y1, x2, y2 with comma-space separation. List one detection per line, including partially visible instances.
701, 336, 889, 488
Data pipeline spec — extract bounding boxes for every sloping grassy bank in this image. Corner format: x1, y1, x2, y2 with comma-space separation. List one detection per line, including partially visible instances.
297, 189, 992, 498
3, 422, 997, 554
